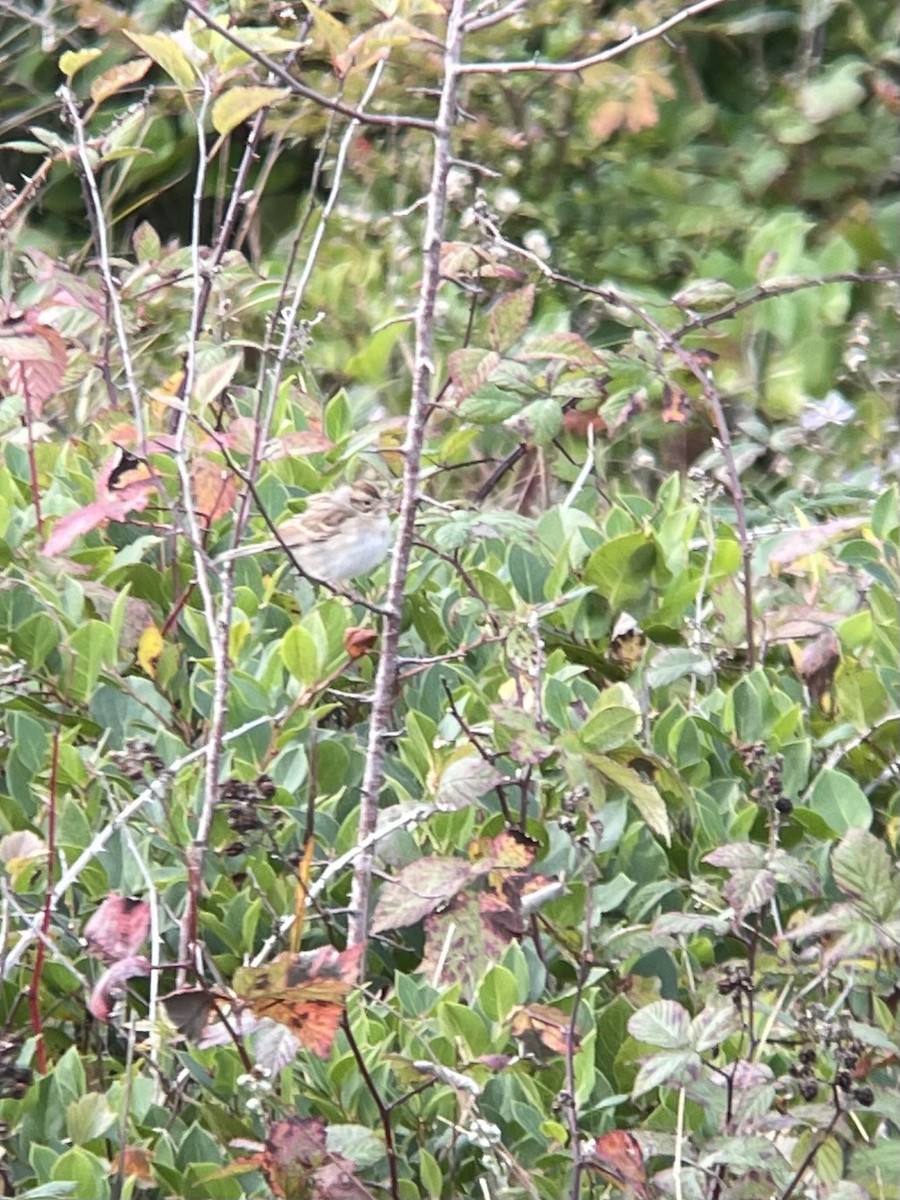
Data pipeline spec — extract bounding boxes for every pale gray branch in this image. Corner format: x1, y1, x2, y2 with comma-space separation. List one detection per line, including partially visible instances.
459, 0, 731, 74
348, 0, 468, 949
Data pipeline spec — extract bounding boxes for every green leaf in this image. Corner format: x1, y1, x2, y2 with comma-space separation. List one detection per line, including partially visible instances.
16, 1186, 78, 1198
67, 621, 116, 703
488, 284, 535, 351
632, 1048, 698, 1096
419, 1147, 443, 1199
831, 828, 899, 920
579, 682, 641, 752
628, 999, 690, 1048
808, 768, 872, 834
587, 755, 671, 844
458, 386, 522, 424
51, 1050, 86, 1107
584, 532, 657, 609
438, 1002, 490, 1056
434, 753, 504, 809
646, 647, 714, 687
66, 1094, 116, 1145
281, 625, 322, 687
505, 397, 562, 444
302, 0, 351, 54
211, 86, 289, 136
798, 61, 866, 123
689, 1002, 740, 1051
477, 964, 520, 1022
51, 1148, 108, 1200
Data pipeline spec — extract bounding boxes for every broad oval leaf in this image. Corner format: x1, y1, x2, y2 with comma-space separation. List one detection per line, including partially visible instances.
628, 999, 691, 1049
212, 86, 289, 136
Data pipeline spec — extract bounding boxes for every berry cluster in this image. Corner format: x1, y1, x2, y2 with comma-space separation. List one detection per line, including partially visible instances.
221, 774, 278, 835
789, 1007, 875, 1107
0, 1040, 30, 1100
108, 739, 165, 781
716, 963, 754, 1006
739, 743, 793, 815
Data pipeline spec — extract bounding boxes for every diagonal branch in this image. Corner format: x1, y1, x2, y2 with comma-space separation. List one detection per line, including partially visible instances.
181, 0, 435, 132
459, 0, 732, 74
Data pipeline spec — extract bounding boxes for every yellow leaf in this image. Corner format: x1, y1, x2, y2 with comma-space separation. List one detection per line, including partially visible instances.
211, 86, 289, 136
138, 625, 164, 678
59, 48, 103, 80
124, 31, 197, 90
302, 0, 351, 57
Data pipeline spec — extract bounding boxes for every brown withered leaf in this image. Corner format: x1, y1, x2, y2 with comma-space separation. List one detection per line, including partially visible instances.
510, 1003, 579, 1058
344, 627, 378, 660
793, 628, 840, 707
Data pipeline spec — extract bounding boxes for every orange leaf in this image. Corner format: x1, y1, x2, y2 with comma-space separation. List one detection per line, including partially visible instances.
191, 457, 237, 526
112, 1146, 154, 1184
232, 944, 363, 1058
584, 1131, 650, 1198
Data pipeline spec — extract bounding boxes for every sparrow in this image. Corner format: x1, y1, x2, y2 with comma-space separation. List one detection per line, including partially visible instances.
221, 480, 392, 584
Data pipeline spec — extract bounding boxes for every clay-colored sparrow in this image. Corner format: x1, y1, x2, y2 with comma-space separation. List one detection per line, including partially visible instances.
222, 480, 392, 583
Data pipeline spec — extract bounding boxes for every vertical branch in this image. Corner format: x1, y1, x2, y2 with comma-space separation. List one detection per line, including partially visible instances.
172, 78, 235, 984
230, 65, 384, 547
348, 0, 467, 949
29, 729, 59, 1074
58, 87, 146, 451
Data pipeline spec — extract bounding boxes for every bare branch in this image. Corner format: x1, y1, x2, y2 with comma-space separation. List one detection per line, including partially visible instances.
58, 87, 146, 447
348, 0, 468, 949
181, 0, 436, 132
459, 0, 732, 74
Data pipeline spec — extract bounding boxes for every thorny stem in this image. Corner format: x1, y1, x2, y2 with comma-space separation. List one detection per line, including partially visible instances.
347, 0, 467, 950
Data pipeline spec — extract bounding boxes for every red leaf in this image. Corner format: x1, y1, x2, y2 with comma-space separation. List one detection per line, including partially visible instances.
84, 894, 151, 962
88, 955, 152, 1021
0, 312, 68, 412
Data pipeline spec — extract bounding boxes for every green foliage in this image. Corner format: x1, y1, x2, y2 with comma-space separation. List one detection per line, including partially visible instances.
0, 0, 897, 1197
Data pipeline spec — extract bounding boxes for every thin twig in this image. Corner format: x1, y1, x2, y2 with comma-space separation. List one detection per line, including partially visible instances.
58, 87, 146, 448
181, 0, 435, 132
250, 803, 436, 966
343, 1016, 401, 1200
458, 0, 732, 74
173, 78, 233, 986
